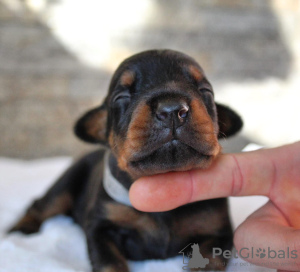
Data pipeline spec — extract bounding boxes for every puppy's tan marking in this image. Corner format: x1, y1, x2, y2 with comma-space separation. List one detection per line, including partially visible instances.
9, 212, 41, 233
41, 192, 73, 219
109, 132, 126, 166
197, 238, 229, 271
173, 207, 228, 237
120, 70, 135, 86
105, 203, 158, 235
190, 99, 220, 157
10, 192, 73, 233
86, 110, 108, 141
102, 241, 128, 272
116, 102, 152, 172
188, 65, 204, 81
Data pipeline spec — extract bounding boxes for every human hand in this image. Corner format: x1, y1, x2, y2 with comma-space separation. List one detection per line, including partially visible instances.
129, 141, 300, 271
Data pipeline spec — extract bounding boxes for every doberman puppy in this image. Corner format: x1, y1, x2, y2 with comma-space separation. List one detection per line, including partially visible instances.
9, 50, 242, 271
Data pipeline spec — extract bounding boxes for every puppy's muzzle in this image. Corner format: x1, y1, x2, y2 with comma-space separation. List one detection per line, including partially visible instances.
120, 91, 220, 177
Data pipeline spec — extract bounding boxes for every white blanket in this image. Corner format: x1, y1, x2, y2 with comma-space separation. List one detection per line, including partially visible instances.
0, 156, 274, 272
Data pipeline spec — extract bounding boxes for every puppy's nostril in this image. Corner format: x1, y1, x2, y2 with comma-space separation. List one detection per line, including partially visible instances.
156, 111, 168, 121
155, 99, 189, 125
178, 106, 189, 120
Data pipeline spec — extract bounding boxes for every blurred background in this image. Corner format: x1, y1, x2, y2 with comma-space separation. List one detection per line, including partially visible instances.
1, 0, 300, 159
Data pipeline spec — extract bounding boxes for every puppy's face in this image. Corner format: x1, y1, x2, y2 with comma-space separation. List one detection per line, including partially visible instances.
75, 50, 242, 178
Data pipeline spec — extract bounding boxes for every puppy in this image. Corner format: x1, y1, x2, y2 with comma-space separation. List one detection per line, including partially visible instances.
9, 50, 242, 271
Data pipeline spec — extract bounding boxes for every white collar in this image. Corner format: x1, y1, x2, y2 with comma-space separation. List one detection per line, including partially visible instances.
103, 152, 132, 207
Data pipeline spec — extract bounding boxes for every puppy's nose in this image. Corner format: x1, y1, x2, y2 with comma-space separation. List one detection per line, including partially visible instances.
156, 99, 189, 128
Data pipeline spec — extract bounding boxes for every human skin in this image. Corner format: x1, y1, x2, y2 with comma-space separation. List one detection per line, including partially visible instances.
129, 141, 300, 271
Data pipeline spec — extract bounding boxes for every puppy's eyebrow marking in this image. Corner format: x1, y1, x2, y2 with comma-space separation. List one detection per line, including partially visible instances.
187, 65, 204, 82
120, 70, 135, 86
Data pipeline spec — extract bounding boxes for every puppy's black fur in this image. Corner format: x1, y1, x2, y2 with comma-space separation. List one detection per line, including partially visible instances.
9, 50, 242, 271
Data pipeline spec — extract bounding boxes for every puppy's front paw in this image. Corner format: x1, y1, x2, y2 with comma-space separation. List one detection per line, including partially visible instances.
8, 214, 41, 234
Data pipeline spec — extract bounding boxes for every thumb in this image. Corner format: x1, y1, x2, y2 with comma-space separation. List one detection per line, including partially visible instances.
234, 200, 300, 271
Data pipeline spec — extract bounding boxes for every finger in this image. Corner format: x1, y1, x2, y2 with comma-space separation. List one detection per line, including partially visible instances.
129, 149, 274, 211
129, 171, 193, 212
130, 142, 300, 212
234, 201, 300, 271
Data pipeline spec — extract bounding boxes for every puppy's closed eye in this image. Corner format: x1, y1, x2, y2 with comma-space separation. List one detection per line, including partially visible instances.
113, 92, 131, 103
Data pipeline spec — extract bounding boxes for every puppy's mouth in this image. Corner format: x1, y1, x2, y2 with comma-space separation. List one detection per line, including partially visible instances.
128, 139, 217, 177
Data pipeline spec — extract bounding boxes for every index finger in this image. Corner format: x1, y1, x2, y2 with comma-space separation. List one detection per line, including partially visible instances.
129, 143, 297, 212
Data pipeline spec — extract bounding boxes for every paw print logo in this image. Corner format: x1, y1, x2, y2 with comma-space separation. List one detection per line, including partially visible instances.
256, 248, 266, 258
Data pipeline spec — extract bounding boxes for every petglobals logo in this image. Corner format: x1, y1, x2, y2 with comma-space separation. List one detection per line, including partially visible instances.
179, 243, 298, 271
213, 247, 298, 260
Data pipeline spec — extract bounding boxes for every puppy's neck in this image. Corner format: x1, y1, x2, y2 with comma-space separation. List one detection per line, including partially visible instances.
103, 151, 133, 206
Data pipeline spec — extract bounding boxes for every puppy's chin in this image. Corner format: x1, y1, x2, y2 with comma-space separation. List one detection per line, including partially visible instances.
125, 140, 220, 179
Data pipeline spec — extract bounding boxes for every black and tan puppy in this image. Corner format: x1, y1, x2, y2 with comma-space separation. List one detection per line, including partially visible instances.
9, 50, 242, 271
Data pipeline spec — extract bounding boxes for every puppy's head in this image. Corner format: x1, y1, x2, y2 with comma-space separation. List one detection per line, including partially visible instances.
75, 50, 242, 178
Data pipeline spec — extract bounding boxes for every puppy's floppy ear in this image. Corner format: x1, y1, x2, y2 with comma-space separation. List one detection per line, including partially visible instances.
74, 104, 108, 144
216, 103, 243, 139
